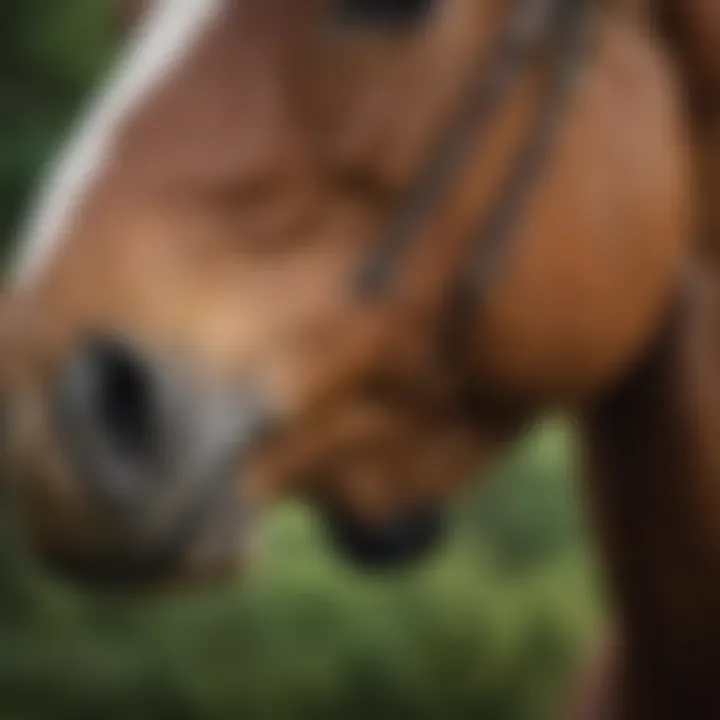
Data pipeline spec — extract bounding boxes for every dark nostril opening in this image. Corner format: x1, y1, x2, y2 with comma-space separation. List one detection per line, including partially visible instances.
57, 337, 164, 474
89, 341, 156, 462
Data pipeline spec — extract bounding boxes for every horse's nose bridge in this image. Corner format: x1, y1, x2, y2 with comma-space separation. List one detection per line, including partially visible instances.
234, 85, 319, 193
229, 13, 324, 190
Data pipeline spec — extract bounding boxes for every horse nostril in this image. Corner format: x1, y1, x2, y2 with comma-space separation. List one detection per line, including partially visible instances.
87, 340, 157, 462
54, 334, 269, 536
56, 336, 165, 480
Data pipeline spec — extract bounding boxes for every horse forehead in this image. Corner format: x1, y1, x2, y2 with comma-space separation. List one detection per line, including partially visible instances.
8, 0, 231, 292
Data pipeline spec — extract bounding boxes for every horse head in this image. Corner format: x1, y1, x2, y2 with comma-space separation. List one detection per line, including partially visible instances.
0, 0, 689, 587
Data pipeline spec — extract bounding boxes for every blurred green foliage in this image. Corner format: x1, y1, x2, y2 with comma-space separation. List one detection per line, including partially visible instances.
0, 3, 603, 718
0, 0, 115, 244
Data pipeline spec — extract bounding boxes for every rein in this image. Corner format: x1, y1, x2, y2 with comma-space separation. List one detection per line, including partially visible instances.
357, 0, 595, 351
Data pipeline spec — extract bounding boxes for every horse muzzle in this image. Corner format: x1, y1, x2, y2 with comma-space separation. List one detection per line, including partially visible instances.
27, 334, 272, 586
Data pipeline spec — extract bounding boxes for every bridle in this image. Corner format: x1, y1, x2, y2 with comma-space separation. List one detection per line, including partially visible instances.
326, 0, 596, 557
357, 0, 595, 365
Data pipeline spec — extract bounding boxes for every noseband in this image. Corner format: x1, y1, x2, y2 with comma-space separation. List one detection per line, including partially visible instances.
357, 0, 594, 353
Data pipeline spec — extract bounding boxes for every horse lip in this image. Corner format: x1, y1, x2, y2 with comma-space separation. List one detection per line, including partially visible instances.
39, 455, 250, 590
41, 541, 194, 589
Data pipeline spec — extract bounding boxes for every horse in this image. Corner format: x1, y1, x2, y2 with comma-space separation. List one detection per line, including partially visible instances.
0, 0, 714, 716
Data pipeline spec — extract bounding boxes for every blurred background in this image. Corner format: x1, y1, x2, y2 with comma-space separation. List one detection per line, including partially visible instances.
0, 2, 605, 718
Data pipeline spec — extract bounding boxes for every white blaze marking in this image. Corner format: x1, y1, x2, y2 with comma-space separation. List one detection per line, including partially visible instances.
10, 0, 228, 289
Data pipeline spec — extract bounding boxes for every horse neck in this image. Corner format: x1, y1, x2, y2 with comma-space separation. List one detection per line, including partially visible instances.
582, 278, 720, 717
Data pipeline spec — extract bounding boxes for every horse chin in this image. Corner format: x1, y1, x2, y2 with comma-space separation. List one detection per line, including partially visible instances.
322, 504, 447, 572
37, 534, 247, 592
32, 488, 252, 592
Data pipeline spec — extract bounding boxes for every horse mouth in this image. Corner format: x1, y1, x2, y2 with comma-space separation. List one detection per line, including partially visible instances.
23, 336, 269, 589
36, 492, 249, 591
40, 545, 198, 589
22, 436, 253, 591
